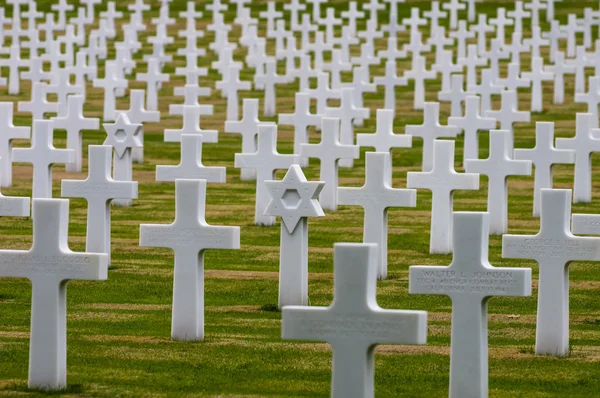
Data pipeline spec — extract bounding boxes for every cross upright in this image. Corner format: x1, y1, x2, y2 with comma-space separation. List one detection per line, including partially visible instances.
465, 130, 532, 235
490, 7, 514, 45
157, 134, 226, 183
448, 96, 497, 166
283, 0, 305, 31
556, 113, 600, 203
61, 145, 137, 264
404, 55, 437, 110
433, 50, 463, 94
485, 90, 530, 134
473, 14, 495, 54
522, 57, 554, 112
424, 1, 447, 35
0, 198, 107, 390
338, 152, 416, 280
283, 243, 427, 398
357, 109, 412, 153
51, 0, 74, 29
216, 65, 251, 121
467, 69, 503, 116
402, 6, 428, 35
374, 60, 407, 111
164, 105, 218, 143
410, 212, 531, 398
543, 21, 568, 64
407, 140, 480, 254
442, 0, 466, 29
301, 118, 359, 211
523, 26, 549, 59
234, 124, 298, 225
51, 95, 99, 173
497, 63, 531, 93
459, 44, 488, 89
136, 58, 169, 112
545, 52, 575, 105
503, 189, 600, 355
506, 32, 530, 67
93, 61, 128, 121
524, 0, 546, 27
18, 82, 58, 121
13, 121, 74, 198
363, 0, 385, 26
343, 67, 375, 126
0, 103, 30, 187
46, 69, 84, 117
341, 1, 364, 36
508, 1, 531, 33
406, 102, 460, 171
260, 2, 282, 36
3, 44, 30, 94
438, 74, 471, 118
322, 49, 351, 90
140, 179, 240, 341
575, 76, 600, 124
254, 59, 287, 117
279, 92, 322, 167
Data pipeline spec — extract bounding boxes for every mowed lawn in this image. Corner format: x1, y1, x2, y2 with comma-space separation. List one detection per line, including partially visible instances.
2, 0, 600, 396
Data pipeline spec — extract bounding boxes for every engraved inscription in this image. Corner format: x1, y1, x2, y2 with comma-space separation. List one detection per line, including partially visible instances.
0, 253, 91, 276
143, 227, 231, 247
413, 269, 519, 294
74, 183, 128, 195
509, 238, 598, 258
576, 216, 600, 233
292, 313, 411, 339
0, 199, 14, 213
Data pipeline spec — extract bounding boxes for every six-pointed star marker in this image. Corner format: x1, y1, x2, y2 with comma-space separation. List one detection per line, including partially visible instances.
264, 164, 325, 233
103, 113, 143, 158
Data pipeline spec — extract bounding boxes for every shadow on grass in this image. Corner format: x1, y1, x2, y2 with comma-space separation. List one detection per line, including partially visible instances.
3, 383, 85, 395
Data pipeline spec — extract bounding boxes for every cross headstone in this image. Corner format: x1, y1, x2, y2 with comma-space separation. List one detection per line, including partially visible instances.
264, 165, 324, 308
485, 90, 530, 134
404, 55, 437, 110
406, 102, 461, 171
13, 121, 74, 198
254, 58, 286, 117
460, 44, 488, 88
522, 57, 553, 112
140, 179, 240, 341
136, 58, 169, 112
93, 61, 128, 121
465, 130, 532, 235
545, 52, 575, 105
338, 152, 416, 280
373, 60, 407, 111
357, 109, 412, 153
156, 135, 226, 183
216, 65, 251, 121
61, 145, 137, 264
234, 125, 298, 225
410, 212, 531, 398
121, 90, 160, 164
407, 140, 480, 253
0, 103, 30, 187
433, 50, 463, 94
438, 74, 471, 118
503, 189, 600, 355
283, 243, 427, 398
575, 76, 600, 125
442, 0, 466, 29
278, 92, 322, 167
0, 198, 107, 389
468, 69, 503, 115
165, 105, 218, 143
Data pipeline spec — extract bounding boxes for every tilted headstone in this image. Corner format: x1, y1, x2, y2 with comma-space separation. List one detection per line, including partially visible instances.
102, 114, 142, 207
140, 179, 240, 341
555, 113, 600, 203
264, 165, 325, 308
357, 109, 412, 153
13, 121, 74, 198
0, 102, 30, 187
61, 145, 137, 264
405, 102, 460, 172
300, 118, 359, 211
157, 135, 226, 183
503, 189, 600, 356
407, 140, 480, 254
338, 152, 416, 280
410, 212, 531, 398
515, 122, 575, 217
283, 243, 427, 398
234, 124, 298, 225
465, 130, 532, 235
51, 95, 99, 173
0, 198, 107, 389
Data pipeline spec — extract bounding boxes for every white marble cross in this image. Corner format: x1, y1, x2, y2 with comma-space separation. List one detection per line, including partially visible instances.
264, 165, 325, 308
234, 124, 298, 225
438, 74, 471, 118
164, 105, 218, 144
122, 89, 160, 164
300, 118, 359, 211
556, 113, 600, 203
503, 189, 600, 355
157, 135, 226, 183
308, 72, 341, 116
278, 92, 322, 167
407, 140, 480, 254
216, 65, 251, 121
575, 76, 600, 126
3, 44, 29, 94
0, 159, 29, 216
522, 57, 553, 113
0, 103, 30, 187
468, 69, 502, 115
497, 63, 530, 93
406, 102, 460, 171
459, 44, 488, 89
46, 69, 84, 117
51, 95, 99, 173
410, 212, 531, 398
374, 60, 407, 111
442, 0, 466, 29
254, 58, 287, 117
0, 198, 107, 389
448, 96, 496, 165
338, 152, 416, 280
18, 82, 59, 122
140, 179, 240, 341
136, 58, 169, 111
13, 121, 74, 198
433, 50, 463, 94
515, 122, 575, 217
93, 61, 128, 121
485, 90, 530, 134
546, 52, 575, 105
325, 87, 369, 168
283, 243, 427, 398
404, 55, 437, 110
61, 145, 137, 264
357, 109, 412, 153
465, 130, 532, 235
103, 114, 142, 207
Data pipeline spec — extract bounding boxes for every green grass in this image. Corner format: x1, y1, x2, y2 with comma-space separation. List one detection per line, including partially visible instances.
1, 0, 600, 397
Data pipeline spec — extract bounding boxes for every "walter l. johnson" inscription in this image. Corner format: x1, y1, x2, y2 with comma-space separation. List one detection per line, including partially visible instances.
413, 269, 519, 294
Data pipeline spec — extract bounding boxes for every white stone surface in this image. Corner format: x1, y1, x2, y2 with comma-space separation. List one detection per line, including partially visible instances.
0, 198, 107, 390
485, 90, 530, 134
157, 135, 226, 183
407, 140, 479, 254
515, 122, 575, 217
300, 118, 359, 211
278, 92, 322, 167
374, 60, 406, 111
0, 103, 30, 187
448, 96, 496, 165
522, 57, 553, 113
216, 64, 251, 121
404, 55, 436, 110
164, 105, 218, 143
235, 124, 298, 225
357, 109, 412, 153
465, 130, 531, 235
410, 212, 531, 398
282, 243, 427, 398
503, 189, 600, 356
61, 145, 137, 264
140, 179, 240, 341
264, 165, 324, 308
13, 121, 74, 199
123, 89, 160, 164
338, 152, 416, 279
